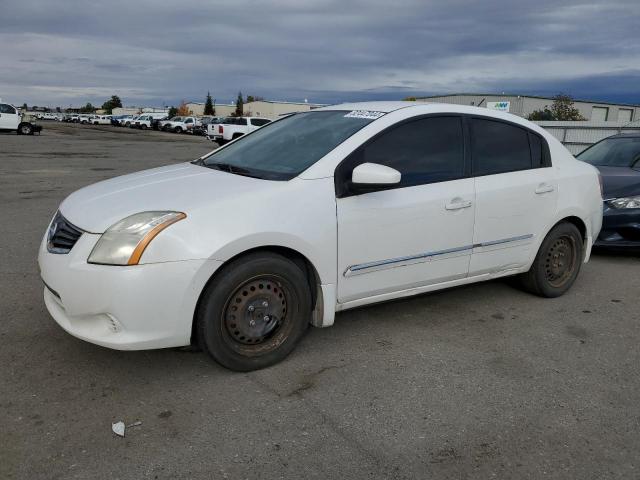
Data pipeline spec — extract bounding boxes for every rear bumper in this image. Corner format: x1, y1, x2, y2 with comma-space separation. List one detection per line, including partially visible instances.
595, 206, 640, 249
38, 231, 223, 350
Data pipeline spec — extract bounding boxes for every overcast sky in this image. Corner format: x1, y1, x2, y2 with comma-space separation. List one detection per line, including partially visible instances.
1, 0, 639, 108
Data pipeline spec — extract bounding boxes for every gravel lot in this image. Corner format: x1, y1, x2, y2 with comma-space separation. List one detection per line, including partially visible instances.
1, 122, 639, 479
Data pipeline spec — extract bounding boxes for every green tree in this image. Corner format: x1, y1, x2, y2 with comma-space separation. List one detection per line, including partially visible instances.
80, 102, 95, 113
527, 108, 554, 121
403, 96, 417, 101
21, 103, 28, 111
204, 92, 215, 115
101, 95, 123, 114
167, 106, 178, 118
550, 94, 585, 121
234, 91, 244, 116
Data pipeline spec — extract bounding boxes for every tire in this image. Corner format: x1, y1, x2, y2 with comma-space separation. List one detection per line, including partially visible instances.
518, 222, 583, 298
174, 126, 183, 133
140, 124, 147, 130
18, 123, 33, 135
196, 252, 312, 371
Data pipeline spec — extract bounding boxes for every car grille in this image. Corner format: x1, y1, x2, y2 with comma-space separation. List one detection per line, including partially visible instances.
47, 211, 84, 254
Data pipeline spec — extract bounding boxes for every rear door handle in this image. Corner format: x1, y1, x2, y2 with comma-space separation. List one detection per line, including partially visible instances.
445, 199, 472, 210
535, 183, 555, 194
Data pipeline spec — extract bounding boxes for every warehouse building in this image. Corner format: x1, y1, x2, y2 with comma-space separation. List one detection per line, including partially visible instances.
185, 102, 236, 117
416, 94, 639, 123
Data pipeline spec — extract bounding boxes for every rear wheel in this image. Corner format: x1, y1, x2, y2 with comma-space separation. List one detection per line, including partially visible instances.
140, 124, 148, 130
174, 126, 183, 133
197, 252, 311, 371
519, 222, 583, 297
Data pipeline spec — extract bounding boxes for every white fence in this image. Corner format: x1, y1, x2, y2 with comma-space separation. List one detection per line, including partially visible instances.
534, 121, 640, 155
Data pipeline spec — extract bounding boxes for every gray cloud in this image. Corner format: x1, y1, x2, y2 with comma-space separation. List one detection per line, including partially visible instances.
1, 0, 639, 107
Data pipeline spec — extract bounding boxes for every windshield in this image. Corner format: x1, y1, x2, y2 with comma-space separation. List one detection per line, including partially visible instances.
200, 111, 377, 180
577, 137, 640, 167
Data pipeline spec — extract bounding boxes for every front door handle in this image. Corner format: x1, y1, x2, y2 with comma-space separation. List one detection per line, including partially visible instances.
445, 199, 472, 210
535, 183, 555, 194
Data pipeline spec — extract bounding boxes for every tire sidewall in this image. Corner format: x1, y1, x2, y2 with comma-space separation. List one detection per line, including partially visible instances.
197, 254, 311, 371
532, 223, 583, 297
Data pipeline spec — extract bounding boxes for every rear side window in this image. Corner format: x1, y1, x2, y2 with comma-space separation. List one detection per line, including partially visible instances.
339, 116, 465, 190
471, 118, 531, 175
251, 118, 270, 126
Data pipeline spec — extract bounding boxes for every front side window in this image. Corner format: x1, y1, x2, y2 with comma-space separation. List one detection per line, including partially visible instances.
0, 104, 17, 114
337, 116, 465, 192
200, 111, 376, 180
577, 137, 640, 167
251, 119, 271, 126
471, 118, 532, 175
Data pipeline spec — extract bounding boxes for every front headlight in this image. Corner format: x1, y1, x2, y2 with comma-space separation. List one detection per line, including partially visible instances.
88, 211, 186, 265
608, 196, 640, 209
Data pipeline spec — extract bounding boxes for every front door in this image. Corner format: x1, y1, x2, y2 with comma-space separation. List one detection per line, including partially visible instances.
0, 104, 19, 130
336, 115, 475, 303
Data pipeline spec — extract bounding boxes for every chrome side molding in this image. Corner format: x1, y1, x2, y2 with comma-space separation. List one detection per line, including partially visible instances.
344, 234, 534, 277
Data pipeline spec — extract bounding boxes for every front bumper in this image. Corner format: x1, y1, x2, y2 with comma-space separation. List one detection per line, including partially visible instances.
38, 230, 223, 350
594, 205, 640, 249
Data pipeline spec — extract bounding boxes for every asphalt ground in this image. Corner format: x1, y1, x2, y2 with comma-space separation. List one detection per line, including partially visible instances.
1, 121, 639, 479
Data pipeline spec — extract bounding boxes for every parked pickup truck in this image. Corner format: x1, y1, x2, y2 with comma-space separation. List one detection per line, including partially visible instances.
133, 113, 168, 130
0, 102, 42, 135
162, 116, 197, 133
92, 115, 112, 125
207, 116, 271, 144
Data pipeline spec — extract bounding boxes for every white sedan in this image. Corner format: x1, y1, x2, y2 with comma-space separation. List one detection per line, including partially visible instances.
38, 102, 603, 371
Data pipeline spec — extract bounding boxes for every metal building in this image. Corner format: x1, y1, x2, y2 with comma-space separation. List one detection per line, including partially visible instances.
416, 93, 639, 123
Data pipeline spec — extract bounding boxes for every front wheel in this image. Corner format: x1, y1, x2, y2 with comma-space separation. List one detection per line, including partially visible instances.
18, 123, 33, 135
518, 222, 583, 297
174, 126, 182, 133
196, 252, 312, 371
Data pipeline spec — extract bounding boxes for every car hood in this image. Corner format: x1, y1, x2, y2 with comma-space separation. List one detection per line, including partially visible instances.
595, 166, 640, 199
59, 163, 274, 233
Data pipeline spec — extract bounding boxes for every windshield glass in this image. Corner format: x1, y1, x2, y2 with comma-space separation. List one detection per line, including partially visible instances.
201, 111, 377, 180
577, 137, 640, 167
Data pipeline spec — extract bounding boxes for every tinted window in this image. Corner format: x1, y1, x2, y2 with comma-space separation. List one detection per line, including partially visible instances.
472, 119, 532, 175
529, 132, 543, 168
341, 116, 465, 189
251, 119, 271, 126
577, 137, 640, 167
237, 118, 248, 126
0, 104, 16, 114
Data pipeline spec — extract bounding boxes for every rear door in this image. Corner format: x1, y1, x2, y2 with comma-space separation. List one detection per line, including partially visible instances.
468, 117, 557, 275
336, 115, 475, 303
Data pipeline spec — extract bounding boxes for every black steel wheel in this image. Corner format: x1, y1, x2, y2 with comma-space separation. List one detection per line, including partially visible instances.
519, 222, 583, 297
18, 123, 33, 135
197, 252, 311, 371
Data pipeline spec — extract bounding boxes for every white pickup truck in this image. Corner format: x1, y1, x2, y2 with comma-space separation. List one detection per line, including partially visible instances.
0, 102, 41, 135
161, 116, 197, 133
133, 113, 167, 130
207, 116, 271, 144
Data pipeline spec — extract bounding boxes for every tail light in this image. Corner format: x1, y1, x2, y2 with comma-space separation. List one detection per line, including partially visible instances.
218, 125, 223, 134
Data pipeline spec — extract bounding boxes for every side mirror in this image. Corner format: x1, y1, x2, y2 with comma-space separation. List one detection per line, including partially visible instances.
351, 162, 401, 188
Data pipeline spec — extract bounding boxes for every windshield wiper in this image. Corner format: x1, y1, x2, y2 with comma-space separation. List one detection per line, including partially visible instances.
205, 162, 261, 178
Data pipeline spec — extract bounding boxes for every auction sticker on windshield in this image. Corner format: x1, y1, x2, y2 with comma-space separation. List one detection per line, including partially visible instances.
344, 110, 386, 120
